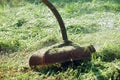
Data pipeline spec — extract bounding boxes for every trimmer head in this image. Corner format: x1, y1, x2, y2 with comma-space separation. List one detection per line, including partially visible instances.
29, 42, 95, 68
29, 0, 96, 69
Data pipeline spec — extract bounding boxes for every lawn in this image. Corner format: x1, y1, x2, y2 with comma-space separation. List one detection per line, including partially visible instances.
0, 0, 120, 80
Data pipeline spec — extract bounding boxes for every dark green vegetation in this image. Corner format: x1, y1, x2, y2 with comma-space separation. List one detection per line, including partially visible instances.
0, 0, 120, 80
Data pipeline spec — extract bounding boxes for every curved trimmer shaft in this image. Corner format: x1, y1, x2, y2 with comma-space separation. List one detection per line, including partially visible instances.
42, 0, 68, 41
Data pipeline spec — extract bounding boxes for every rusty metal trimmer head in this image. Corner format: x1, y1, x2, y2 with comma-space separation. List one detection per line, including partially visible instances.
29, 0, 96, 69
29, 42, 95, 68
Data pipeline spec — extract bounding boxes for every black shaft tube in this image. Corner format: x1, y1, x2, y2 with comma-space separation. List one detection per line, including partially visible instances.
42, 0, 68, 41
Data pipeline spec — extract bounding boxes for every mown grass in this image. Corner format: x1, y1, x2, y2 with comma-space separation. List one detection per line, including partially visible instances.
0, 0, 120, 80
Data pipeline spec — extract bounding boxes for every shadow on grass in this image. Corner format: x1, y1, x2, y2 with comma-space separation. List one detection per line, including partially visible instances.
34, 60, 91, 75
96, 47, 120, 62
32, 60, 105, 80
0, 40, 20, 55
117, 73, 120, 80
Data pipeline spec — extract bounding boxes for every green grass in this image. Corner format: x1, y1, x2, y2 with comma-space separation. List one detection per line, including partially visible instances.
0, 0, 120, 80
